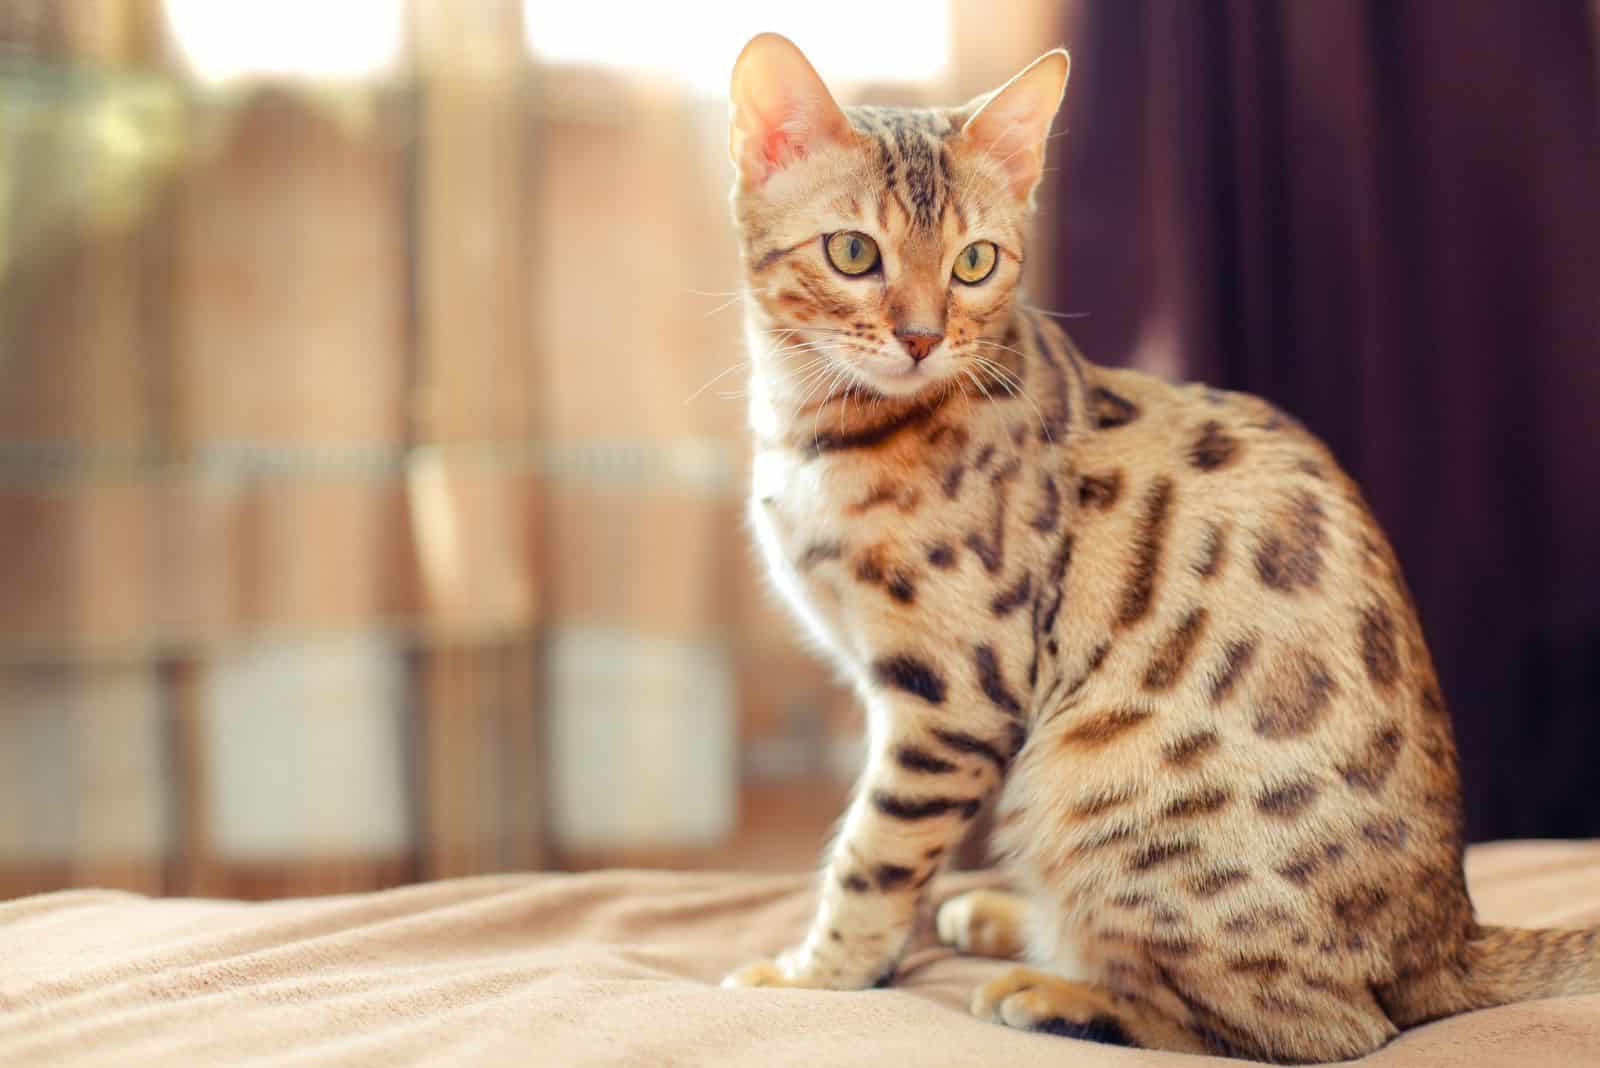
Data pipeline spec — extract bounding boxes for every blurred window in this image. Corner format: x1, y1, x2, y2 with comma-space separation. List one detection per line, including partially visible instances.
522, 0, 950, 93
164, 0, 406, 83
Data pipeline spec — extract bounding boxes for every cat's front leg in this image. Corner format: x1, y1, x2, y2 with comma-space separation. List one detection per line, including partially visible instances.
723, 682, 1016, 990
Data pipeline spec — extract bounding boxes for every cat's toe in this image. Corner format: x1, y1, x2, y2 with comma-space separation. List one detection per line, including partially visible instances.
936, 893, 976, 950
973, 968, 1136, 1047
971, 966, 1038, 1021
937, 889, 1026, 958
720, 959, 791, 988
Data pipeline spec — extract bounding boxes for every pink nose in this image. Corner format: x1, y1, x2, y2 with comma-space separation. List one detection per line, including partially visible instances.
895, 329, 943, 362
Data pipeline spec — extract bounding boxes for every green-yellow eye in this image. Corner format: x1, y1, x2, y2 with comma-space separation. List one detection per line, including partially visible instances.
952, 240, 998, 284
825, 231, 880, 276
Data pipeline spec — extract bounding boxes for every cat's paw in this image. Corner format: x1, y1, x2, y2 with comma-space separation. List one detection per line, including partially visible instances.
721, 948, 892, 990
721, 948, 819, 989
936, 889, 1027, 959
721, 958, 798, 989
972, 968, 1134, 1046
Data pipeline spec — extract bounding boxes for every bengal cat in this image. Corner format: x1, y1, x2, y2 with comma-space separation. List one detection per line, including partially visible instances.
718, 32, 1600, 1063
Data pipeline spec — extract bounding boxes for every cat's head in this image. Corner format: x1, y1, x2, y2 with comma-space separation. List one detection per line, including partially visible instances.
729, 33, 1068, 403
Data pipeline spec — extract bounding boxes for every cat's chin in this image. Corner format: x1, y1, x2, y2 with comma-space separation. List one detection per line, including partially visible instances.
853, 360, 947, 400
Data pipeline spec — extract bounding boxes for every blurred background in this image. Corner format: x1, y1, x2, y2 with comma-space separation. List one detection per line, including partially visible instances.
0, 0, 1595, 900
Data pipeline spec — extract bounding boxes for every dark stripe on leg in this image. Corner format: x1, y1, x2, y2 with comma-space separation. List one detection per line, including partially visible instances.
974, 644, 1025, 717
871, 791, 981, 821
894, 745, 958, 774
932, 727, 1010, 772
873, 654, 947, 705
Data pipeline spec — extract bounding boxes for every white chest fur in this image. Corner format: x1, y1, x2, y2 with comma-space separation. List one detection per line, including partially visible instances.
749, 446, 865, 677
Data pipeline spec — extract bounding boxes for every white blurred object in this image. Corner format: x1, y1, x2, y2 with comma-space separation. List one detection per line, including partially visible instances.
207, 635, 411, 858
164, 0, 406, 84
523, 0, 950, 93
547, 625, 735, 849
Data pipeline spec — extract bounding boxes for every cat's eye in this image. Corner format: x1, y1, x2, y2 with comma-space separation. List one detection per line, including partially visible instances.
952, 240, 998, 284
825, 231, 880, 276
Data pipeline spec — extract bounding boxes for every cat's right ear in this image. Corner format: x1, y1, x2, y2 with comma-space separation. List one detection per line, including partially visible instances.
729, 33, 853, 188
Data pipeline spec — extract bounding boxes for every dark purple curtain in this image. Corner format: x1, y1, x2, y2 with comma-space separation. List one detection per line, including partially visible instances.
1050, 0, 1600, 842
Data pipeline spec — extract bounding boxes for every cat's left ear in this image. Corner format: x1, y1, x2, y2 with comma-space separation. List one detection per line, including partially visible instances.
959, 50, 1071, 202
729, 33, 855, 188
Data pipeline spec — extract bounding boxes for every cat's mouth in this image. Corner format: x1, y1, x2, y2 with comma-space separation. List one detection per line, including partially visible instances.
854, 350, 948, 398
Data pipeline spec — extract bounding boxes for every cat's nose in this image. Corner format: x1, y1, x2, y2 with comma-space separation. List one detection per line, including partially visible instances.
895, 328, 944, 362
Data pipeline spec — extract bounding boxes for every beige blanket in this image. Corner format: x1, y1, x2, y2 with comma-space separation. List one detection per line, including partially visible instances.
3, 841, 1598, 1066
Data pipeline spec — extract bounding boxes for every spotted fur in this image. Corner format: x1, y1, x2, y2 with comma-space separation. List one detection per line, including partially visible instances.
720, 33, 1600, 1065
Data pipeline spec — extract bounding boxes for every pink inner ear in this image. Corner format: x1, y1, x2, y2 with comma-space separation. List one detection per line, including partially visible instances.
764, 130, 804, 170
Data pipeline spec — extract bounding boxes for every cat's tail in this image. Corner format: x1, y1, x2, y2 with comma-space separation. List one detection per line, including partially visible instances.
1465, 925, 1600, 1008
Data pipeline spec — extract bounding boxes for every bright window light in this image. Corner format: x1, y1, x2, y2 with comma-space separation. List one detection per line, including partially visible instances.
523, 1, 949, 93
164, 0, 405, 84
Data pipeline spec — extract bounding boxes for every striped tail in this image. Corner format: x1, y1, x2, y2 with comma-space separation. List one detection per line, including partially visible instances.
1468, 925, 1600, 1008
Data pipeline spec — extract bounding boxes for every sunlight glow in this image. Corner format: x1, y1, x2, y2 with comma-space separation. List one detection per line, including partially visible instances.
522, 1, 950, 93
164, 0, 405, 84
